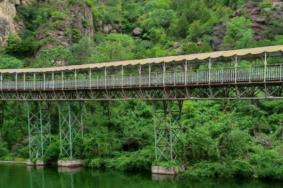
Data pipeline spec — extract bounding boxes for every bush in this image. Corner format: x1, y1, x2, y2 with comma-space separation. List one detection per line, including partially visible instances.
35, 46, 71, 67
223, 16, 254, 49
5, 34, 41, 57
0, 141, 9, 159
185, 162, 232, 178
103, 147, 154, 171
0, 55, 24, 68
90, 34, 135, 63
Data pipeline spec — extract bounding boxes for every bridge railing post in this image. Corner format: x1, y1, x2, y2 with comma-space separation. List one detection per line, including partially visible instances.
185, 61, 188, 85
74, 69, 77, 90
163, 62, 166, 86
43, 73, 46, 91
23, 73, 26, 90
139, 65, 142, 87
208, 58, 212, 85
235, 56, 238, 84
121, 65, 124, 88
61, 72, 64, 90
15, 73, 18, 91
264, 52, 267, 83
51, 72, 55, 90
33, 73, 36, 91
0, 73, 2, 91
148, 64, 151, 87
89, 68, 92, 89
104, 67, 107, 89
280, 64, 282, 82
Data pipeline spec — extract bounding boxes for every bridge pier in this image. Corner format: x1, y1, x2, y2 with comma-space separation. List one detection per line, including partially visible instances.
152, 101, 184, 175
26, 102, 51, 166
57, 102, 85, 168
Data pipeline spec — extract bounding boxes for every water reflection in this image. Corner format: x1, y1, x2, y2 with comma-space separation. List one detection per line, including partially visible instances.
27, 167, 46, 188
152, 174, 177, 181
0, 165, 282, 188
27, 167, 82, 188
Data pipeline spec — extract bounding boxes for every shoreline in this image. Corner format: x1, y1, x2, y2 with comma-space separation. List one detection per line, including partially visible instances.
0, 160, 27, 165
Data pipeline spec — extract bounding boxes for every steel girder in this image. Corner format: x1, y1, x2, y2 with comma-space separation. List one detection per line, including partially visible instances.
1, 84, 283, 101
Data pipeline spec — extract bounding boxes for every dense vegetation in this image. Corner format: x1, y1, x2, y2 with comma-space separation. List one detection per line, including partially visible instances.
0, 0, 283, 180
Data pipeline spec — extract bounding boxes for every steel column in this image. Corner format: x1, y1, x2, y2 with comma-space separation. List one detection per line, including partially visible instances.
58, 102, 85, 159
153, 101, 182, 162
26, 102, 51, 161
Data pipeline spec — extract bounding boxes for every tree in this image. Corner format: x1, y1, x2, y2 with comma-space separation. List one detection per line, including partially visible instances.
91, 34, 135, 63
35, 46, 71, 67
0, 55, 24, 69
139, 9, 177, 31
69, 38, 95, 65
223, 16, 254, 49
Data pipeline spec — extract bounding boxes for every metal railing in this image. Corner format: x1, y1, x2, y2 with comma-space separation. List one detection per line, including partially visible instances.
1, 64, 283, 91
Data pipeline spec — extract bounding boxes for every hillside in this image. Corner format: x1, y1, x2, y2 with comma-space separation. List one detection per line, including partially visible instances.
0, 0, 283, 180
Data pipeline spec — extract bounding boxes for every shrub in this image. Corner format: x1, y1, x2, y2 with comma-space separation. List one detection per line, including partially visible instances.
0, 55, 24, 68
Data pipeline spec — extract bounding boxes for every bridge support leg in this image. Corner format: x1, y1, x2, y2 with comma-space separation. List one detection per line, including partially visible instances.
152, 101, 183, 175
26, 102, 51, 166
57, 102, 85, 168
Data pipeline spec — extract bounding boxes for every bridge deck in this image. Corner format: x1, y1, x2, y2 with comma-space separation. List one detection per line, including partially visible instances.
0, 46, 283, 100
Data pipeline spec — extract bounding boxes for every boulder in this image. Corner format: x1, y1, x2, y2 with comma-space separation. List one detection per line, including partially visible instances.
132, 27, 143, 36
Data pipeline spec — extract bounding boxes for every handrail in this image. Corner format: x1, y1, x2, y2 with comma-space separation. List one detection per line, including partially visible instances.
0, 65, 283, 91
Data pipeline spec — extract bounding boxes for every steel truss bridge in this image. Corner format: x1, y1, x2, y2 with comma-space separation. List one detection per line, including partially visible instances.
1, 45, 283, 164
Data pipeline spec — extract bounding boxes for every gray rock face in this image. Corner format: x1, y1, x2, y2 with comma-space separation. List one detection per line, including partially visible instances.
36, 1, 94, 52
0, 17, 10, 44
0, 0, 19, 45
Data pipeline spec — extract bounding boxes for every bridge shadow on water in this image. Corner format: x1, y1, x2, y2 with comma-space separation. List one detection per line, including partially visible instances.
0, 165, 282, 188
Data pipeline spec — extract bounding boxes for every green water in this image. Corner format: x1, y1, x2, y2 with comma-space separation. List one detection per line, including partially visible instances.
0, 165, 282, 188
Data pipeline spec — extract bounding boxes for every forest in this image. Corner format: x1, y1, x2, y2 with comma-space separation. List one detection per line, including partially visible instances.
0, 0, 283, 180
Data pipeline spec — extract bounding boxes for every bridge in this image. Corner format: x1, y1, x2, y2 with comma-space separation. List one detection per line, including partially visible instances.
1, 45, 283, 170
1, 45, 283, 100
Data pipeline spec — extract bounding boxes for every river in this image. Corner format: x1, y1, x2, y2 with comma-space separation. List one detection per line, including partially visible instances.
0, 164, 282, 188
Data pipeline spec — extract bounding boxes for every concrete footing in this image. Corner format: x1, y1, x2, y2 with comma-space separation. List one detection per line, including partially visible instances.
26, 160, 45, 166
26, 160, 34, 166
151, 166, 183, 175
57, 160, 84, 168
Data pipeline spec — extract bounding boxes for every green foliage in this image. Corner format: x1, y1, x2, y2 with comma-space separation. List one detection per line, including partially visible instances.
0, 55, 24, 68
139, 9, 177, 31
69, 38, 95, 65
0, 139, 9, 159
45, 136, 60, 162
223, 16, 254, 49
104, 147, 154, 171
35, 46, 71, 67
5, 34, 41, 57
185, 162, 232, 178
222, 0, 246, 9
183, 127, 219, 161
91, 34, 135, 63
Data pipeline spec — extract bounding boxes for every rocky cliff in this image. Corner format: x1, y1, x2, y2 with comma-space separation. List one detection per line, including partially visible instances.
35, 0, 94, 50
0, 0, 94, 49
212, 1, 283, 50
0, 0, 19, 45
